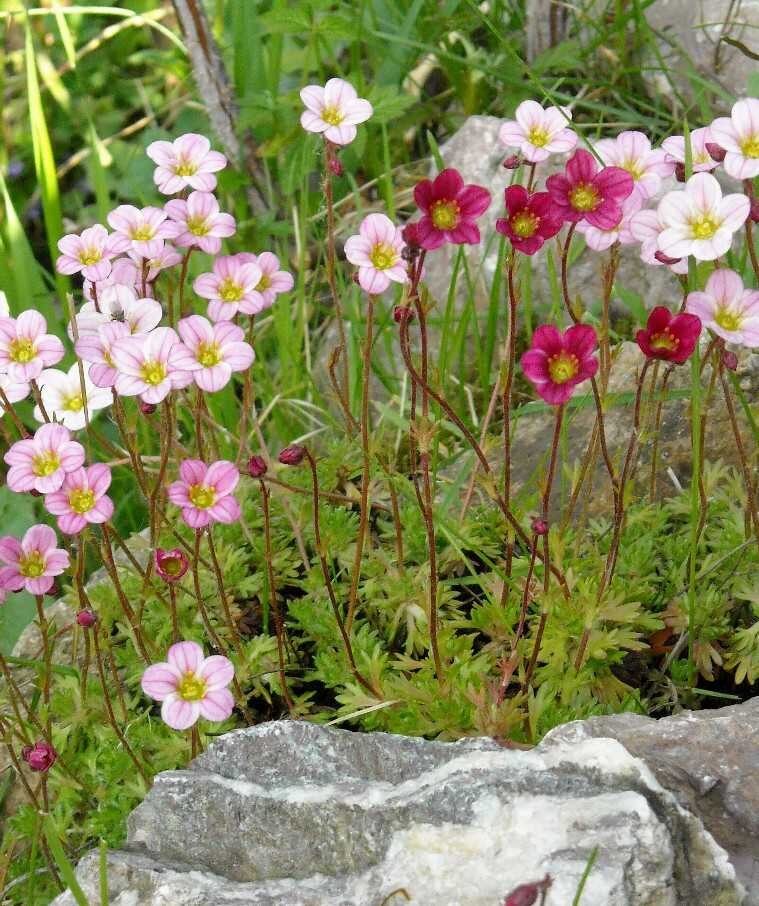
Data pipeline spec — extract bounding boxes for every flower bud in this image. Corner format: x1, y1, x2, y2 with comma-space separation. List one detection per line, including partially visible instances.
503, 876, 552, 906
531, 517, 549, 536
76, 609, 97, 628
327, 156, 344, 177
21, 740, 57, 773
140, 401, 157, 415
393, 305, 414, 324
278, 444, 306, 467
654, 250, 682, 266
722, 349, 738, 372
502, 154, 522, 170
247, 455, 268, 479
155, 548, 189, 583
705, 142, 726, 163
402, 221, 422, 249
750, 197, 759, 224
674, 162, 686, 183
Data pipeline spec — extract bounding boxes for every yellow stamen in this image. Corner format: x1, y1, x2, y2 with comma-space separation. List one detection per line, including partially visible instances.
430, 200, 460, 231
740, 136, 759, 159
8, 338, 36, 364
69, 488, 95, 514
197, 342, 222, 367
19, 551, 46, 578
186, 215, 210, 237
189, 484, 215, 509
140, 361, 167, 386
569, 183, 600, 212
714, 307, 742, 332
547, 351, 580, 384
690, 215, 719, 240
511, 211, 539, 238
527, 126, 550, 148
369, 242, 397, 270
78, 248, 102, 266
63, 395, 84, 412
649, 328, 679, 351
131, 225, 154, 241
177, 672, 207, 702
218, 278, 244, 302
321, 105, 344, 126
174, 158, 198, 177
32, 452, 60, 478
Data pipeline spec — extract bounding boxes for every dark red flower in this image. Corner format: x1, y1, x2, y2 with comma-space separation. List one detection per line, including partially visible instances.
393, 305, 414, 324
531, 517, 549, 536
76, 609, 97, 628
139, 401, 157, 415
155, 548, 190, 583
546, 149, 633, 229
247, 455, 268, 479
635, 307, 701, 364
413, 168, 491, 250
22, 740, 57, 773
502, 154, 522, 170
402, 221, 422, 249
496, 186, 564, 255
705, 142, 727, 163
521, 323, 599, 406
278, 444, 306, 466
503, 876, 552, 906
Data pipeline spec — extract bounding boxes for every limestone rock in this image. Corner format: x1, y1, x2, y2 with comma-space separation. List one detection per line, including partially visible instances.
53, 720, 743, 905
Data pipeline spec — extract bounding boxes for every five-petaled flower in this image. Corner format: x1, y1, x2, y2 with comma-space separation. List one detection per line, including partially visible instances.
56, 224, 129, 282
636, 307, 702, 364
167, 459, 241, 529
661, 127, 719, 173
146, 133, 227, 195
33, 364, 112, 430
498, 101, 577, 163
710, 98, 759, 180
193, 254, 264, 321
685, 268, 759, 348
656, 172, 750, 261
163, 191, 236, 255
594, 130, 674, 201
75, 294, 163, 339
111, 326, 193, 404
300, 78, 373, 146
140, 640, 235, 730
107, 205, 173, 259
344, 213, 408, 293
155, 548, 190, 583
495, 186, 563, 255
520, 324, 599, 405
173, 316, 255, 393
75, 322, 132, 389
413, 168, 491, 250
546, 149, 634, 229
0, 312, 64, 383
5, 423, 85, 494
0, 525, 69, 596
44, 464, 114, 535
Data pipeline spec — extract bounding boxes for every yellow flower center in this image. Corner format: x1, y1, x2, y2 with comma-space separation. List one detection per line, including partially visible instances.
690, 214, 719, 240
714, 306, 742, 332
131, 224, 155, 241
186, 215, 210, 237
694, 151, 711, 165
623, 159, 645, 181
527, 126, 550, 148
69, 488, 95, 514
174, 158, 198, 177
547, 351, 580, 384
19, 550, 46, 578
189, 484, 216, 509
256, 275, 271, 291
321, 105, 344, 126
103, 350, 115, 367
569, 183, 600, 212
78, 247, 103, 266
511, 211, 539, 238
430, 199, 460, 231
177, 672, 207, 702
63, 394, 84, 412
140, 360, 167, 386
218, 278, 244, 302
9, 338, 36, 364
369, 242, 397, 270
197, 342, 222, 367
740, 136, 759, 159
32, 452, 61, 477
649, 328, 679, 351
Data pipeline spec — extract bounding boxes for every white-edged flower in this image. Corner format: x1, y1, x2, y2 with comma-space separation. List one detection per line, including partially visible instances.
34, 364, 112, 430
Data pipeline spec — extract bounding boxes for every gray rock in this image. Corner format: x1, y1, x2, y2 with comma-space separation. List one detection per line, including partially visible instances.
53, 720, 743, 905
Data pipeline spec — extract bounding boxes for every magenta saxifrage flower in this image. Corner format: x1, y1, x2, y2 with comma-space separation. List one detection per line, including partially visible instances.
107, 205, 173, 258
155, 548, 190, 583
141, 640, 234, 730
111, 326, 193, 405
75, 322, 132, 389
685, 269, 759, 347
76, 294, 163, 338
146, 133, 227, 195
495, 186, 563, 255
163, 191, 236, 255
167, 459, 241, 529
520, 324, 599, 405
0, 312, 64, 382
546, 149, 634, 229
594, 130, 675, 201
33, 364, 112, 430
44, 464, 114, 535
344, 213, 407, 293
656, 172, 750, 261
193, 254, 264, 321
21, 740, 57, 773
636, 307, 702, 364
56, 224, 129, 281
0, 525, 69, 596
173, 316, 255, 392
4, 423, 85, 494
710, 98, 759, 180
498, 101, 577, 164
575, 193, 641, 252
661, 127, 719, 173
413, 168, 491, 250
300, 78, 373, 146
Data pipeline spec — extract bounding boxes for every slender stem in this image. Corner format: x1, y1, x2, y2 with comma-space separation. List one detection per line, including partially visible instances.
502, 253, 519, 583
205, 529, 246, 659
236, 315, 255, 465
178, 247, 194, 317
168, 585, 180, 643
34, 597, 52, 737
100, 527, 152, 663
0, 386, 28, 437
648, 365, 674, 501
29, 380, 50, 423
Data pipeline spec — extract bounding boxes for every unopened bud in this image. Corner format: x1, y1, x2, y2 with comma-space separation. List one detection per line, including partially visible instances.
247, 455, 268, 479
155, 548, 189, 583
327, 156, 343, 177
503, 876, 552, 906
140, 401, 157, 415
278, 444, 306, 467
402, 221, 422, 249
502, 154, 522, 170
750, 197, 759, 224
674, 162, 686, 183
654, 250, 682, 266
393, 305, 414, 324
705, 142, 726, 163
531, 517, 549, 536
722, 349, 738, 372
22, 740, 57, 773
76, 609, 97, 628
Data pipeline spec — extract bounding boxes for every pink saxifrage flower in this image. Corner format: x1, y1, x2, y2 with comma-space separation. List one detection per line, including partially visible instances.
520, 324, 599, 405
146, 133, 227, 195
167, 459, 241, 529
75, 322, 132, 388
685, 269, 759, 347
128, 243, 183, 281
636, 307, 702, 364
56, 224, 129, 281
0, 312, 64, 382
107, 205, 172, 259
0, 374, 29, 410
4, 423, 85, 494
76, 294, 163, 338
111, 326, 193, 404
83, 257, 141, 307
710, 98, 759, 180
628, 208, 689, 275
344, 213, 407, 293
193, 254, 264, 321
141, 640, 235, 730
33, 364, 112, 430
300, 78, 373, 146
495, 186, 563, 255
413, 168, 491, 250
173, 316, 255, 392
44, 464, 114, 535
498, 101, 577, 164
246, 252, 294, 308
163, 192, 236, 255
661, 127, 719, 173
656, 172, 750, 261
0, 524, 69, 596
594, 130, 675, 201
546, 149, 634, 229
